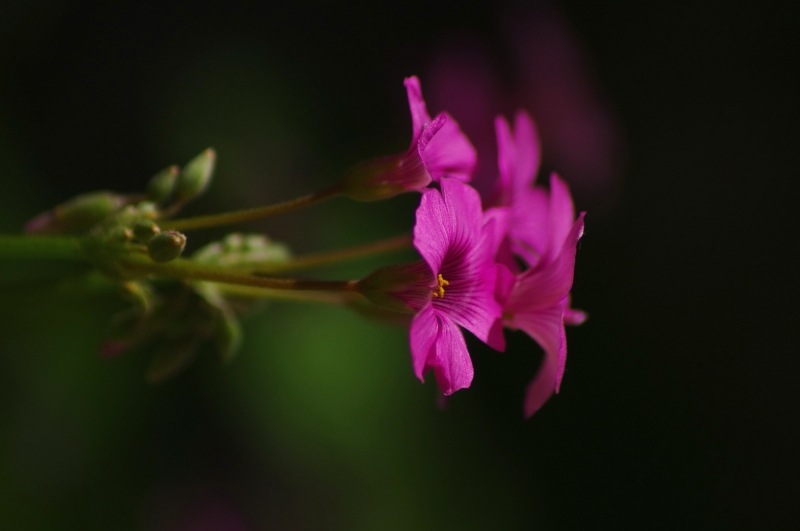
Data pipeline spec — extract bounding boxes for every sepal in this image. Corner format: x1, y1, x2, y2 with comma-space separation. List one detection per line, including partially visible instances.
356, 260, 433, 314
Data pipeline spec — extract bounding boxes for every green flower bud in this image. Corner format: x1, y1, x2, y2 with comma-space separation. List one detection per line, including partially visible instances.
135, 201, 159, 218
175, 148, 216, 203
146, 165, 180, 203
147, 231, 186, 263
107, 225, 134, 243
25, 191, 127, 234
132, 219, 161, 243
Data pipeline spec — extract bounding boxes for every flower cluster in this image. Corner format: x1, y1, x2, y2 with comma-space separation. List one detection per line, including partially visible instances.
359, 78, 586, 417
15, 75, 585, 417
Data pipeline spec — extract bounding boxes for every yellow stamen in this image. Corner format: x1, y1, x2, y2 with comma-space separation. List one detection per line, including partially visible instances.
432, 273, 450, 298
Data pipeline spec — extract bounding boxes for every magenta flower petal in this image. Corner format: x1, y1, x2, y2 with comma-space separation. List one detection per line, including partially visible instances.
410, 303, 439, 381
524, 353, 558, 418
495, 115, 514, 200
493, 110, 541, 204
547, 173, 577, 256
410, 304, 475, 395
404, 178, 502, 394
486, 263, 517, 352
439, 236, 500, 342
509, 111, 541, 194
499, 210, 586, 416
416, 178, 500, 341
405, 76, 432, 144
516, 301, 567, 417
507, 213, 585, 312
429, 313, 474, 395
509, 186, 550, 266
421, 112, 477, 182
564, 307, 588, 326
414, 177, 483, 275
405, 75, 476, 183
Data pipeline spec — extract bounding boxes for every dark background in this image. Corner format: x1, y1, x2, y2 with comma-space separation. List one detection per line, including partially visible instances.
0, 0, 797, 529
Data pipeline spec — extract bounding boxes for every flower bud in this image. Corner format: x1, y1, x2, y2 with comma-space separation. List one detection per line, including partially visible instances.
133, 219, 161, 243
25, 191, 126, 234
175, 148, 216, 203
135, 201, 159, 218
147, 231, 186, 263
146, 165, 180, 203
356, 260, 433, 314
107, 225, 134, 243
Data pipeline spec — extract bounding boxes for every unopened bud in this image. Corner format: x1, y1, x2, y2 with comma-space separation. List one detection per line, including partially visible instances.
136, 201, 159, 218
147, 231, 186, 263
175, 148, 216, 203
133, 219, 161, 243
108, 225, 134, 243
146, 165, 180, 203
25, 191, 126, 234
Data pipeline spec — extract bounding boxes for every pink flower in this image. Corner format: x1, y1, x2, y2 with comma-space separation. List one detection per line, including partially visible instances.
490, 110, 556, 268
409, 178, 502, 395
404, 76, 477, 184
340, 76, 476, 201
488, 174, 586, 417
485, 109, 588, 417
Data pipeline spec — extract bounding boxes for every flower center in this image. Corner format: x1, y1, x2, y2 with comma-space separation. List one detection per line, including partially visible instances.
432, 273, 450, 298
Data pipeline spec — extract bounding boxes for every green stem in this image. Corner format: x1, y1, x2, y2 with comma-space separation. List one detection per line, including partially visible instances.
244, 233, 413, 273
0, 235, 86, 261
214, 284, 358, 305
116, 252, 359, 293
160, 185, 342, 232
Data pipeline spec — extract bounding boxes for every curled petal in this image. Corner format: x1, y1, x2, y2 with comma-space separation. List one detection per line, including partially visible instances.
512, 301, 567, 417
405, 76, 432, 144
422, 112, 477, 182
547, 173, 577, 254
523, 343, 559, 418
508, 213, 584, 312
